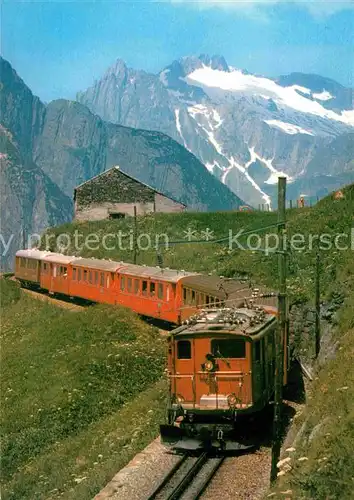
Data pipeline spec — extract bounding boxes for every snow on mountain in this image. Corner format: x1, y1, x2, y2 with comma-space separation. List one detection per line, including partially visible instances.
185, 66, 354, 126
264, 120, 314, 136
313, 90, 334, 101
77, 54, 354, 208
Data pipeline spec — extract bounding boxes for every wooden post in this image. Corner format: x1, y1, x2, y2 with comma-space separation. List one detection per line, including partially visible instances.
270, 177, 287, 483
133, 205, 138, 265
315, 252, 321, 358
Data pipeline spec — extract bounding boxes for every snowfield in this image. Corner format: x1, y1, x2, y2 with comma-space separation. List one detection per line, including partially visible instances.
186, 66, 354, 126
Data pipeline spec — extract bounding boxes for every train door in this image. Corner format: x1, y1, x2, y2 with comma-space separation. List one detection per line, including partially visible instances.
172, 337, 195, 405
49, 263, 56, 292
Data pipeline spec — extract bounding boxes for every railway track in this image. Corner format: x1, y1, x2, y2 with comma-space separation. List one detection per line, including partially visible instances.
147, 452, 225, 500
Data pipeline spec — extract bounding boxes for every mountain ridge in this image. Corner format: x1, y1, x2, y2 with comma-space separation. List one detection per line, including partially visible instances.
77, 53, 354, 207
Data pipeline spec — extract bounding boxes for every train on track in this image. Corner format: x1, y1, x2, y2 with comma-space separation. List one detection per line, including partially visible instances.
14, 249, 275, 325
162, 306, 288, 451
14, 249, 287, 451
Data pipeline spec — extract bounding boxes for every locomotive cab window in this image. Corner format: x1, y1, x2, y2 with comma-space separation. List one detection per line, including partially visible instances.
177, 340, 191, 359
211, 339, 246, 359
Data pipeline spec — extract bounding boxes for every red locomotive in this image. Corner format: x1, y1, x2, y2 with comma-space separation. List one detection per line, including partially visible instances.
161, 306, 288, 451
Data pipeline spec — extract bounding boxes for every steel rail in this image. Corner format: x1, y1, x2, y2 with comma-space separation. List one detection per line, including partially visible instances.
147, 454, 188, 500
167, 452, 209, 500
191, 456, 225, 499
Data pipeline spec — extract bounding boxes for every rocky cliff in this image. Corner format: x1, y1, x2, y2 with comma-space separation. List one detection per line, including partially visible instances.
0, 125, 73, 270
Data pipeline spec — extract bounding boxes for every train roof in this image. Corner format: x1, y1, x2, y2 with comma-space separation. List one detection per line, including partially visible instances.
71, 258, 121, 272
170, 307, 277, 338
15, 249, 50, 259
42, 253, 78, 264
118, 264, 198, 283
180, 275, 252, 300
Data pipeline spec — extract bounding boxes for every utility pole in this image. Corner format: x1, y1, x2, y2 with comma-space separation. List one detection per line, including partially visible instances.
270, 176, 287, 483
133, 206, 138, 265
315, 252, 321, 358
22, 225, 26, 249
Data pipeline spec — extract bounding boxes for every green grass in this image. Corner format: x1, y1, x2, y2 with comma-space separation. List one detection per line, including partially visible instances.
270, 301, 354, 500
0, 279, 166, 499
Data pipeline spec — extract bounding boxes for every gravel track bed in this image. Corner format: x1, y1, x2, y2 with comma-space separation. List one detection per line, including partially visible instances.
201, 449, 271, 500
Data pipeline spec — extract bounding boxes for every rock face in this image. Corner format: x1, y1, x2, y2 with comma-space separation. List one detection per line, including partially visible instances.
0, 57, 73, 270
77, 54, 354, 207
0, 57, 244, 268
0, 125, 73, 270
33, 99, 243, 211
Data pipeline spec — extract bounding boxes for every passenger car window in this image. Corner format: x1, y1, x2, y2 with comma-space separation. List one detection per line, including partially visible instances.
177, 340, 191, 359
158, 283, 164, 299
73, 268, 76, 280
134, 279, 139, 294
100, 272, 104, 287
78, 268, 82, 281
83, 270, 87, 282
211, 339, 246, 359
120, 276, 125, 291
127, 278, 132, 292
142, 281, 148, 295
150, 282, 155, 296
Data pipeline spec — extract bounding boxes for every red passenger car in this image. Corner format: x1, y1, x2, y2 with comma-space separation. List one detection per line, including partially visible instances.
40, 254, 77, 295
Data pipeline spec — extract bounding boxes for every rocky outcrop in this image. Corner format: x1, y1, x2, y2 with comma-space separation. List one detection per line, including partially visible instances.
0, 57, 45, 159
0, 126, 73, 270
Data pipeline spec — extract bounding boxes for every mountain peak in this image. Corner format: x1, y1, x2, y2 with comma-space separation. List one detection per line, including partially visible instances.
106, 58, 128, 77
198, 54, 229, 72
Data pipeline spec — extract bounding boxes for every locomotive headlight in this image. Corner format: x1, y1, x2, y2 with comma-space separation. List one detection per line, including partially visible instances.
176, 394, 185, 404
204, 360, 214, 372
227, 393, 238, 408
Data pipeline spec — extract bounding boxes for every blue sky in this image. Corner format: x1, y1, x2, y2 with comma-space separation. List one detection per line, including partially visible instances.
1, 0, 354, 102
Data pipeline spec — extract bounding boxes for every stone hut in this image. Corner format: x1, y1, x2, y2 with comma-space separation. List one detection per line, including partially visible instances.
74, 166, 186, 222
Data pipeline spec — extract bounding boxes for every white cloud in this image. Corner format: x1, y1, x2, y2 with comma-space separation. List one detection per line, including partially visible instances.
169, 0, 354, 18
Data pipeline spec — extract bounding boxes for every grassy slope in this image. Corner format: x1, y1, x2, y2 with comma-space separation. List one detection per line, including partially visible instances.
41, 184, 354, 499
0, 279, 166, 500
